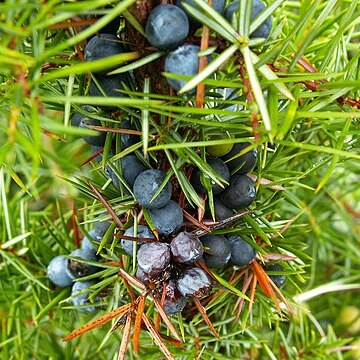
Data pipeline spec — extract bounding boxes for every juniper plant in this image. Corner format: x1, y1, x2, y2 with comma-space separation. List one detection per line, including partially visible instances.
0, 1, 360, 359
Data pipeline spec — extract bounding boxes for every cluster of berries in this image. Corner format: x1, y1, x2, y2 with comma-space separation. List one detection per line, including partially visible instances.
47, 0, 285, 316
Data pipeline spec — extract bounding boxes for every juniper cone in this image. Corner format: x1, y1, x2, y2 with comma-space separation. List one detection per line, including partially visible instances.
225, 0, 272, 38
265, 264, 286, 288
79, 117, 107, 146
220, 174, 256, 209
175, 0, 225, 26
192, 156, 230, 195
133, 169, 172, 209
148, 200, 183, 236
136, 267, 150, 285
89, 73, 129, 98
163, 280, 188, 315
164, 45, 201, 93
227, 235, 256, 266
71, 105, 96, 127
211, 196, 233, 221
137, 242, 171, 277
221, 142, 257, 175
121, 225, 155, 256
170, 232, 204, 264
176, 267, 212, 298
71, 280, 98, 313
119, 119, 140, 150
66, 248, 98, 278
145, 4, 189, 50
84, 34, 126, 73
201, 234, 232, 268
47, 256, 75, 287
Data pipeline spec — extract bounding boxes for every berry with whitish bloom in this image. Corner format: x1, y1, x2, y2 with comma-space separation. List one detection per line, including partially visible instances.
170, 232, 203, 264
137, 242, 171, 278
119, 119, 140, 150
136, 267, 150, 285
191, 157, 230, 195
71, 280, 98, 313
225, 0, 272, 39
221, 142, 257, 175
175, 0, 225, 26
201, 234, 231, 268
84, 34, 126, 73
108, 155, 147, 190
71, 105, 96, 127
121, 225, 155, 256
133, 169, 172, 209
164, 45, 201, 94
176, 267, 212, 298
81, 236, 95, 251
227, 235, 256, 266
47, 255, 75, 287
148, 200, 183, 236
145, 4, 189, 50
220, 174, 256, 209
66, 248, 98, 278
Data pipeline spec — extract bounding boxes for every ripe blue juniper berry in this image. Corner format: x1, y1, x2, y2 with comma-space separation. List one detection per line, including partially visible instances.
145, 4, 189, 50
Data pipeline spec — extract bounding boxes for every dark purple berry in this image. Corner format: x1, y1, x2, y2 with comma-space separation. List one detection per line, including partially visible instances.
148, 200, 183, 236
176, 267, 212, 298
212, 196, 233, 221
264, 264, 286, 288
133, 169, 172, 209
145, 4, 189, 50
192, 157, 230, 195
136, 267, 150, 285
221, 142, 257, 175
121, 225, 155, 256
137, 242, 171, 277
227, 235, 256, 266
200, 234, 231, 268
170, 232, 203, 264
219, 174, 256, 209
79, 117, 107, 146
163, 280, 188, 315
89, 73, 129, 98
71, 105, 95, 127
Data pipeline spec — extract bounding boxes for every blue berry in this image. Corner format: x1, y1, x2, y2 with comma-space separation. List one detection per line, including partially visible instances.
81, 236, 95, 251
170, 232, 203, 264
192, 157, 230, 195
121, 225, 155, 255
133, 169, 172, 209
227, 235, 256, 266
201, 234, 231, 268
164, 45, 200, 94
66, 248, 98, 278
79, 117, 107, 147
145, 5, 189, 50
221, 142, 257, 174
137, 242, 171, 277
175, 0, 225, 26
85, 34, 126, 73
148, 200, 183, 236
71, 280, 98, 313
47, 256, 75, 287
219, 174, 256, 209
89, 73, 129, 98
225, 0, 272, 39
176, 267, 212, 298
119, 120, 140, 150
212, 196, 233, 221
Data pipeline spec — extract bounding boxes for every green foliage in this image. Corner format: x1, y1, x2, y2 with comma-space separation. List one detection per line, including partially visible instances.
1, 0, 360, 359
